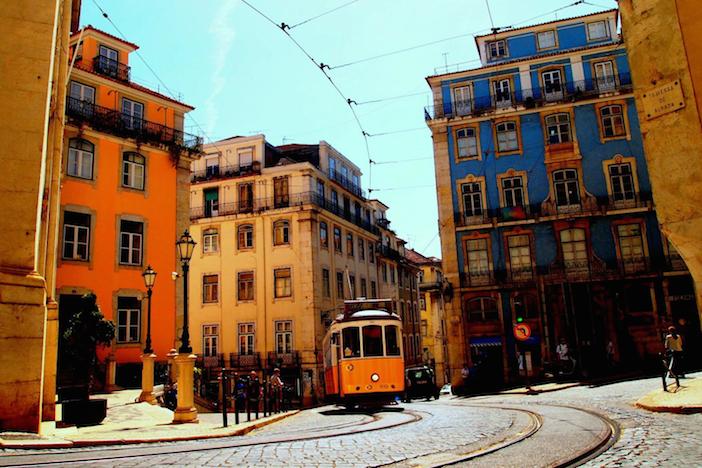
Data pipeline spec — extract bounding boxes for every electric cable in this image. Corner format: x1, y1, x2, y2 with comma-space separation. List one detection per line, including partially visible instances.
287, 0, 361, 30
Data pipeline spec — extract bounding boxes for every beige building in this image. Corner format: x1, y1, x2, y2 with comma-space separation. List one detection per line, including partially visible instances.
187, 135, 421, 403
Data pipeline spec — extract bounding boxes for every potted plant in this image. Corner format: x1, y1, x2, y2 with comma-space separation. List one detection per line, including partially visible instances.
60, 293, 115, 426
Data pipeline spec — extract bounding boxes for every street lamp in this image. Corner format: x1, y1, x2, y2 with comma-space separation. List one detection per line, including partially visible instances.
176, 229, 196, 354
142, 265, 157, 354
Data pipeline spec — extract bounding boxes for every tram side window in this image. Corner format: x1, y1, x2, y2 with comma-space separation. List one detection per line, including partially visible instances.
362, 325, 383, 357
385, 325, 401, 356
342, 327, 361, 358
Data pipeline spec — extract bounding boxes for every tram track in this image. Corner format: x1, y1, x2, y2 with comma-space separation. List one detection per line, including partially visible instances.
0, 407, 423, 467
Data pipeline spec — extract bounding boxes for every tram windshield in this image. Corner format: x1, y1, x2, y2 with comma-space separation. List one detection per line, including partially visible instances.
342, 327, 361, 358
385, 325, 401, 356
362, 325, 383, 357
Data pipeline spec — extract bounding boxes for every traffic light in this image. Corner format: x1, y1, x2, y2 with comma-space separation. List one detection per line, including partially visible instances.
514, 299, 524, 323
516, 315, 524, 323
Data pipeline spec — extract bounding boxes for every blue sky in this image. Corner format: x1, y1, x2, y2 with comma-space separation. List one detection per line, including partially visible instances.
81, 0, 617, 258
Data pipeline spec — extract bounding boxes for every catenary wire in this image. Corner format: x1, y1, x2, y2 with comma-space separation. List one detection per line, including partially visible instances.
287, 0, 361, 30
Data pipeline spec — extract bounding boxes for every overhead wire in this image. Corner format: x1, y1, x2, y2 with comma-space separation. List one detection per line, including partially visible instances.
287, 0, 361, 30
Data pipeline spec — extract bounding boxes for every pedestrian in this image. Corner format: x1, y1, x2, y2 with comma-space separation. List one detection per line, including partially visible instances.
460, 363, 470, 395
664, 326, 685, 378
606, 340, 615, 370
270, 368, 284, 412
556, 338, 573, 376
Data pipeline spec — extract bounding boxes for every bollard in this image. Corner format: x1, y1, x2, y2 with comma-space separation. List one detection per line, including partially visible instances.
247, 399, 251, 422
221, 369, 228, 428
234, 382, 239, 425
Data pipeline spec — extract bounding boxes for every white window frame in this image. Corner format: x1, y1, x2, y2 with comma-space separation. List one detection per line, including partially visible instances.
508, 234, 532, 278
536, 30, 556, 50
466, 238, 490, 279
462, 182, 483, 218
617, 223, 645, 272
542, 69, 564, 101
62, 213, 90, 261
69, 81, 95, 103
67, 138, 94, 180
275, 320, 293, 354
545, 113, 572, 144
121, 98, 144, 130
202, 228, 219, 253
273, 220, 290, 246
119, 220, 143, 266
122, 152, 145, 190
117, 302, 140, 343
502, 176, 525, 208
560, 228, 588, 271
601, 105, 626, 138
238, 224, 254, 250
456, 127, 478, 159
587, 20, 609, 41
239, 323, 255, 355
493, 78, 512, 108
594, 61, 616, 91
487, 40, 506, 59
203, 274, 219, 303
553, 169, 580, 208
453, 85, 472, 116
496, 121, 518, 152
202, 324, 219, 357
609, 163, 635, 202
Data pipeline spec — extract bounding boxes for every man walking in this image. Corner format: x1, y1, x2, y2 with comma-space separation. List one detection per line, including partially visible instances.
664, 326, 685, 378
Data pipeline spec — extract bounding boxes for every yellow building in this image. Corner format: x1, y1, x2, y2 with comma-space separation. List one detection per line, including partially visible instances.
0, 0, 79, 432
619, 0, 702, 328
188, 135, 420, 403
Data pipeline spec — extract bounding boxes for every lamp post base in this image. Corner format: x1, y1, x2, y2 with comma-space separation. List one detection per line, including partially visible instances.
172, 353, 198, 424
138, 353, 157, 404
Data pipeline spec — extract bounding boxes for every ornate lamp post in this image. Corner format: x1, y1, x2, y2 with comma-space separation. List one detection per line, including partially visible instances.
138, 265, 157, 404
173, 230, 198, 423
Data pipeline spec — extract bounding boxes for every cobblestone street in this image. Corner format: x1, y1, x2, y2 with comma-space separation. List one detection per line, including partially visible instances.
2, 373, 701, 467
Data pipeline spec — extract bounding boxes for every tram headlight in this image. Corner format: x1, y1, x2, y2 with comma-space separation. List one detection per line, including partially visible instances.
371, 373, 380, 382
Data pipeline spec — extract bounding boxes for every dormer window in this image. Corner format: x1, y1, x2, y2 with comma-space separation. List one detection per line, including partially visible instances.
587, 21, 609, 41
487, 40, 506, 59
536, 30, 556, 50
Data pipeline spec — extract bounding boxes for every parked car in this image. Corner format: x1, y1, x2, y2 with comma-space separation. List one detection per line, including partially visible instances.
404, 365, 441, 401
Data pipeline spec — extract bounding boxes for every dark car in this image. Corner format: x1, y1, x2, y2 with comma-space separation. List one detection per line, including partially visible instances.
404, 365, 440, 401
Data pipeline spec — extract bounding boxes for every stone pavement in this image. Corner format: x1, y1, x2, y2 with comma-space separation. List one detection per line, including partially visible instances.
0, 389, 297, 449
636, 375, 702, 413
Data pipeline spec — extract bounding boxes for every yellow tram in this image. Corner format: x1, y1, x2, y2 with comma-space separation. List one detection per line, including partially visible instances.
323, 299, 405, 407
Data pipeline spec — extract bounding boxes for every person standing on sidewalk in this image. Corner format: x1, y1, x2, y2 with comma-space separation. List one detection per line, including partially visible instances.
247, 371, 262, 416
664, 326, 685, 378
270, 368, 284, 412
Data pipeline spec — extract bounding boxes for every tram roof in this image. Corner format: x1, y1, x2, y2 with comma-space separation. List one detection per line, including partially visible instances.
334, 308, 400, 323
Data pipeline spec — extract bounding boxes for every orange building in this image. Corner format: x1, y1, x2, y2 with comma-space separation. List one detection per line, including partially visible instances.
56, 27, 201, 388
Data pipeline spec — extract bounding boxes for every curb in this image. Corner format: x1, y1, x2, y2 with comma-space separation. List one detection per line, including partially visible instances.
635, 402, 702, 414
0, 410, 299, 450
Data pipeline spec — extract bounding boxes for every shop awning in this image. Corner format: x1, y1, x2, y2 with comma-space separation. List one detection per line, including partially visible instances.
469, 336, 502, 348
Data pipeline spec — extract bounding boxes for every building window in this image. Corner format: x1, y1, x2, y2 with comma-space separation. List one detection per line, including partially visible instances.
453, 85, 472, 116
560, 228, 588, 271
238, 323, 255, 355
117, 297, 140, 343
492, 78, 512, 108
358, 238, 365, 260
594, 61, 616, 91
119, 220, 143, 266
333, 226, 342, 253
273, 220, 290, 245
601, 105, 626, 138
456, 127, 478, 159
349, 274, 356, 298
421, 319, 428, 337
202, 228, 218, 253
204, 188, 219, 217
203, 274, 219, 303
501, 176, 524, 208
369, 241, 375, 263
496, 121, 518, 152
542, 69, 564, 101
275, 320, 293, 354
238, 182, 254, 212
69, 81, 95, 104
382, 263, 388, 283
609, 163, 635, 201
121, 98, 144, 130
237, 271, 254, 301
317, 179, 325, 199
466, 238, 490, 281
487, 40, 506, 59
587, 20, 609, 40
319, 221, 328, 249
67, 138, 94, 180
508, 235, 532, 279
238, 147, 253, 170
329, 157, 336, 178
62, 211, 90, 261
553, 169, 580, 207
274, 268, 292, 298
235, 224, 252, 250
466, 297, 499, 322
536, 30, 556, 49
322, 268, 331, 297
273, 176, 290, 208
360, 278, 367, 298
331, 189, 338, 208
617, 223, 645, 272
370, 280, 377, 299
346, 233, 354, 257
461, 182, 484, 218
204, 155, 219, 177
419, 297, 426, 310
336, 271, 345, 299
122, 152, 145, 190
202, 324, 219, 357
545, 113, 572, 144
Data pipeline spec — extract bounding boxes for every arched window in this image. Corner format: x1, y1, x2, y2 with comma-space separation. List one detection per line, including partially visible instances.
601, 105, 625, 137
202, 228, 218, 253
273, 220, 290, 245
67, 138, 94, 179
238, 224, 253, 250
122, 152, 145, 190
465, 297, 498, 322
495, 121, 518, 152
545, 113, 572, 144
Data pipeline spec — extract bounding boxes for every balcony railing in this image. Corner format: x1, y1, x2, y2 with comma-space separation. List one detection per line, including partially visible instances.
92, 55, 130, 82
66, 97, 203, 154
378, 244, 402, 261
267, 351, 301, 368
460, 270, 495, 288
419, 280, 442, 291
191, 162, 261, 183
190, 191, 380, 235
425, 73, 633, 120
229, 352, 261, 369
329, 169, 366, 198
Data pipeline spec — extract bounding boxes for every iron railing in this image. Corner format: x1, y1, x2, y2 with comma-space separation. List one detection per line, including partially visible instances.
329, 169, 366, 198
378, 244, 402, 261
191, 162, 261, 183
267, 351, 301, 368
425, 73, 633, 120
92, 55, 131, 81
65, 97, 203, 154
190, 191, 380, 234
229, 352, 261, 369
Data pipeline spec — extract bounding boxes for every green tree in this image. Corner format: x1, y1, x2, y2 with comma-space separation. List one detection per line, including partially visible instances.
62, 293, 115, 396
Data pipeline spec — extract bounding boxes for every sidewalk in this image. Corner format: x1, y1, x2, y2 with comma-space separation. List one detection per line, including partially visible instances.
0, 390, 298, 449
636, 376, 702, 414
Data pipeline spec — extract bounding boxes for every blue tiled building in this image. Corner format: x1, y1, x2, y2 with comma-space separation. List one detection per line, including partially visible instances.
425, 9, 700, 387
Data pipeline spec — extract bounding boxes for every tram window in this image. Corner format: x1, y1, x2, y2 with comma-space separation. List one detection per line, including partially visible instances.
385, 325, 401, 356
342, 327, 361, 358
362, 325, 383, 357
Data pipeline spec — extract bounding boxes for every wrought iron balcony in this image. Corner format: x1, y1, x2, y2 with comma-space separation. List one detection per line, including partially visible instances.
92, 55, 131, 81
459, 270, 495, 288
66, 97, 203, 154
229, 352, 261, 369
329, 169, 365, 198
425, 73, 633, 120
191, 162, 261, 183
267, 351, 301, 368
378, 244, 402, 261
199, 353, 226, 369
